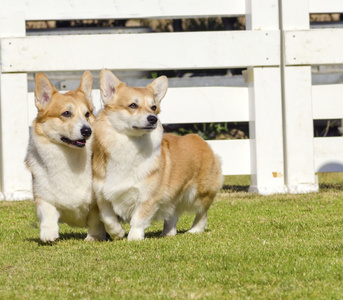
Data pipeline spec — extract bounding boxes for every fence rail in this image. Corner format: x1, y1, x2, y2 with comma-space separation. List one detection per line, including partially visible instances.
1, 31, 279, 72
1, 0, 244, 20
285, 29, 343, 65
0, 0, 343, 200
309, 0, 343, 13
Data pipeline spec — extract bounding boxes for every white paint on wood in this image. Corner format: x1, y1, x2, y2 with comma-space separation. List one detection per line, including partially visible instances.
245, 0, 287, 194
0, 74, 32, 200
309, 0, 343, 14
0, 0, 245, 20
279, 0, 310, 30
280, 0, 318, 194
160, 87, 249, 124
0, 12, 25, 37
285, 29, 343, 66
28, 87, 250, 125
245, 0, 279, 30
312, 84, 343, 120
208, 139, 250, 176
247, 67, 287, 194
1, 31, 280, 72
282, 67, 318, 193
314, 137, 343, 172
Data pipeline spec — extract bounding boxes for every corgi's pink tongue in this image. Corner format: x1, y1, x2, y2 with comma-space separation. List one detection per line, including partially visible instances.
71, 139, 86, 147
61, 136, 87, 148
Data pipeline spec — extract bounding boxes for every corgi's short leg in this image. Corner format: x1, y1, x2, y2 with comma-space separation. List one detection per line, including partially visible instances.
189, 192, 216, 234
85, 206, 107, 241
128, 199, 161, 241
98, 200, 125, 239
128, 208, 154, 241
161, 214, 178, 237
36, 200, 60, 243
128, 218, 149, 241
188, 210, 208, 234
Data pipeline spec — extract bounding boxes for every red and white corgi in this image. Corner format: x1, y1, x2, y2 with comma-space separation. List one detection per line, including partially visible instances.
25, 71, 106, 243
93, 69, 223, 241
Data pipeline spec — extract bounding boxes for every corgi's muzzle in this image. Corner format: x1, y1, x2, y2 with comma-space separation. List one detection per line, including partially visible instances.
133, 115, 158, 132
61, 125, 92, 148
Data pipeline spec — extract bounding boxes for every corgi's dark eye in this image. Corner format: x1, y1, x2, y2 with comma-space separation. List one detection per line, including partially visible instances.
61, 111, 72, 118
151, 105, 157, 111
85, 112, 90, 118
129, 103, 138, 109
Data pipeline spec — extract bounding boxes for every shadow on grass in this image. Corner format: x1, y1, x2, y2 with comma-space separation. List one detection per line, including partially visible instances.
320, 182, 343, 191
144, 229, 192, 239
222, 183, 343, 193
26, 237, 57, 246
27, 228, 208, 244
222, 185, 249, 193
26, 232, 88, 245
59, 232, 88, 240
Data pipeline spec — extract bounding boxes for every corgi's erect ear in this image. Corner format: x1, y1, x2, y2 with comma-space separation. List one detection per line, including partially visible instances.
147, 76, 168, 103
34, 73, 58, 110
100, 69, 122, 104
78, 70, 93, 100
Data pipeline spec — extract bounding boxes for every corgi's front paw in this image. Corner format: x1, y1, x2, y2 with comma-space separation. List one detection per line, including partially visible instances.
105, 223, 126, 240
188, 227, 204, 234
85, 226, 107, 242
127, 228, 144, 241
40, 228, 59, 243
84, 233, 106, 242
108, 227, 126, 240
160, 227, 177, 237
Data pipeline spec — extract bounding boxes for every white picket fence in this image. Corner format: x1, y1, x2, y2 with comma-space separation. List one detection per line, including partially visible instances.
0, 0, 343, 200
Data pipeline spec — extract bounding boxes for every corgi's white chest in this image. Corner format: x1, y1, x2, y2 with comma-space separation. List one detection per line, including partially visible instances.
101, 130, 161, 221
28, 134, 93, 211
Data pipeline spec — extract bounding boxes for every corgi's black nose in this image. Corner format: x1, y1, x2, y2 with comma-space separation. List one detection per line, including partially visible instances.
81, 126, 92, 138
147, 115, 157, 125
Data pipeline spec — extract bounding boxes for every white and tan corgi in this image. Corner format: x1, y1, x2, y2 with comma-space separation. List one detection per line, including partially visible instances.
25, 71, 106, 243
93, 69, 222, 241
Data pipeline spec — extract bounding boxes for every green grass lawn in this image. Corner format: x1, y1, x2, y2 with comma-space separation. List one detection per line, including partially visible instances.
1, 173, 343, 299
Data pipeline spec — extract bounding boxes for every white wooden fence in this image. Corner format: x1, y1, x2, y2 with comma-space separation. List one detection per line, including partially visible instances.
0, 0, 343, 200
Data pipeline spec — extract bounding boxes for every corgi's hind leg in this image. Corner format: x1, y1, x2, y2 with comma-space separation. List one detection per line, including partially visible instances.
161, 214, 178, 237
85, 206, 107, 241
188, 192, 216, 234
188, 210, 208, 234
36, 200, 60, 243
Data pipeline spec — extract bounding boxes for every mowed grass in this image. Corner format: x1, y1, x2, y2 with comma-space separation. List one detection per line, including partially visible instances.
1, 173, 343, 299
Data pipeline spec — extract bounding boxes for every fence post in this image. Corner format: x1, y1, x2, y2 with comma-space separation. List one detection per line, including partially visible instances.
245, 0, 287, 194
0, 12, 32, 200
280, 0, 318, 193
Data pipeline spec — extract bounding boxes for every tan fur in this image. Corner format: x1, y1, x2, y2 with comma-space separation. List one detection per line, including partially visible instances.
26, 71, 106, 243
93, 69, 222, 241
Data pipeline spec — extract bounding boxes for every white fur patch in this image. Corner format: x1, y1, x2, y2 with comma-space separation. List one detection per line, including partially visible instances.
100, 123, 163, 221
26, 131, 93, 227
